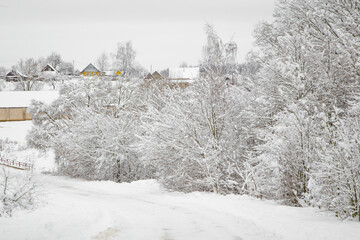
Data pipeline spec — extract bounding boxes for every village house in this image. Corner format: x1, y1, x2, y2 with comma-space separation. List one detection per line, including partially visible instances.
41, 63, 58, 74
152, 71, 165, 80
80, 63, 101, 76
143, 68, 200, 89
167, 67, 199, 88
5, 70, 27, 82
144, 71, 165, 81
144, 72, 155, 80
168, 67, 199, 80
40, 63, 59, 80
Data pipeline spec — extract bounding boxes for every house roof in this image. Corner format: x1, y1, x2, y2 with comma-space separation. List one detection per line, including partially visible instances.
5, 71, 17, 77
41, 64, 58, 73
168, 67, 199, 80
5, 70, 27, 78
0, 91, 59, 108
152, 71, 164, 80
80, 63, 100, 73
144, 73, 155, 80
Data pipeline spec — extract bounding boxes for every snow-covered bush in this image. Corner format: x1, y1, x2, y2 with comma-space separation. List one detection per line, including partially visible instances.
0, 140, 37, 217
0, 167, 37, 217
28, 78, 150, 182
0, 79, 16, 91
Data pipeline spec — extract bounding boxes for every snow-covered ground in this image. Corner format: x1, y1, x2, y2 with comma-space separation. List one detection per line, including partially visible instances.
0, 120, 33, 143
1, 121, 360, 240
1, 176, 359, 240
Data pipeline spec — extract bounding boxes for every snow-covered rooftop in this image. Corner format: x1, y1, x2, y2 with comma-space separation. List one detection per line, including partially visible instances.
169, 67, 199, 79
80, 63, 100, 73
6, 70, 27, 78
41, 64, 58, 73
0, 91, 59, 108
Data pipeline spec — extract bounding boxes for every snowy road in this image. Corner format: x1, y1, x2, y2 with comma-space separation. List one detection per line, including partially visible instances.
1, 175, 359, 240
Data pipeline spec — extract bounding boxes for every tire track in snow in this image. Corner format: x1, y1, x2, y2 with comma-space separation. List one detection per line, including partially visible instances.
49, 177, 280, 239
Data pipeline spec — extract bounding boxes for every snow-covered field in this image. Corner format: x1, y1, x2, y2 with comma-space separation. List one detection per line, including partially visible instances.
1, 121, 360, 240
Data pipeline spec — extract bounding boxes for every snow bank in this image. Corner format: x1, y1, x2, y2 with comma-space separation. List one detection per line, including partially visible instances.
0, 90, 59, 108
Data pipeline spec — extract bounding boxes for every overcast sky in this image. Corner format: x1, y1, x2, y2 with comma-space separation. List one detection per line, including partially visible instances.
0, 0, 275, 72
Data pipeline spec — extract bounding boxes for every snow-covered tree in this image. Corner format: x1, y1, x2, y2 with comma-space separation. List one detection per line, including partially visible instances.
58, 62, 74, 75
28, 78, 150, 182
137, 25, 259, 193
308, 106, 360, 220
113, 41, 136, 76
46, 52, 62, 70
13, 58, 43, 91
96, 52, 110, 71
0, 66, 7, 77
249, 0, 360, 220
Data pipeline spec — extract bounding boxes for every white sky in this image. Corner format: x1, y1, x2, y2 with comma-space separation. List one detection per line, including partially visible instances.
0, 0, 275, 72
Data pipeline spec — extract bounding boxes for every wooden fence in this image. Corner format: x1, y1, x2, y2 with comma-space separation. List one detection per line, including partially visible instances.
0, 107, 32, 121
0, 157, 33, 171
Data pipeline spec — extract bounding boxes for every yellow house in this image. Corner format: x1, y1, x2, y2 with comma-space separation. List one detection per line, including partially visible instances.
80, 63, 101, 76
115, 70, 121, 76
